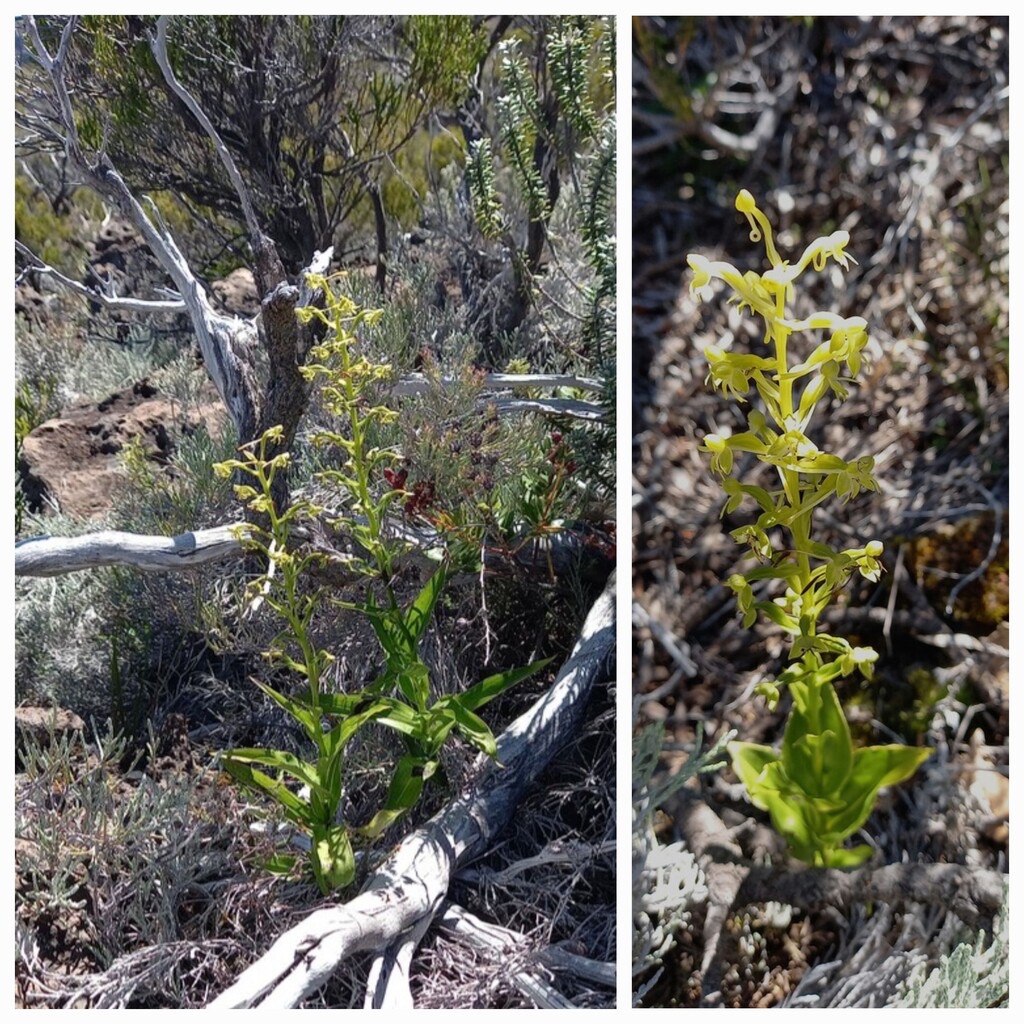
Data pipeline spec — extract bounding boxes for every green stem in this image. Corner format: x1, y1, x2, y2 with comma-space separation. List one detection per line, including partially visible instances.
770, 311, 813, 590
336, 327, 392, 582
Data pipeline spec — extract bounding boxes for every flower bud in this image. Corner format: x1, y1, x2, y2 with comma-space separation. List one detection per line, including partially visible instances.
735, 190, 756, 214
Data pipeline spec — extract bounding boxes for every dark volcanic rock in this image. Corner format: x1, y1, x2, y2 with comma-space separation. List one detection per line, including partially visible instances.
84, 218, 153, 306
18, 380, 227, 520
14, 282, 50, 323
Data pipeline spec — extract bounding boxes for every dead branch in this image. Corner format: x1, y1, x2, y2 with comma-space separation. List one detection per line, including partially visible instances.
536, 946, 616, 990
391, 373, 608, 422
14, 513, 612, 582
14, 524, 250, 576
208, 570, 614, 1008
151, 16, 260, 243
150, 14, 325, 492
433, 901, 614, 1006
391, 372, 603, 396
736, 861, 1006, 933
673, 789, 1007, 1004
363, 910, 433, 1009
20, 15, 333, 465
435, 902, 573, 1009
631, 50, 800, 161
675, 794, 748, 1001
22, 15, 260, 443
15, 240, 186, 314
490, 396, 607, 422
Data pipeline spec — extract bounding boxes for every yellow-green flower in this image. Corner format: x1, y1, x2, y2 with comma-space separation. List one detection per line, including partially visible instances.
701, 433, 733, 476
833, 455, 878, 502
726, 573, 757, 628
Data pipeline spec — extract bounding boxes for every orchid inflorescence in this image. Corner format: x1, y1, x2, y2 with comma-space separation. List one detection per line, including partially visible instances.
688, 191, 929, 868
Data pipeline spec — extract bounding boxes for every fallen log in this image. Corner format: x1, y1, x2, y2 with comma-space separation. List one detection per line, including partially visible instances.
14, 525, 251, 576
737, 860, 1006, 932
208, 569, 614, 1008
15, 517, 613, 582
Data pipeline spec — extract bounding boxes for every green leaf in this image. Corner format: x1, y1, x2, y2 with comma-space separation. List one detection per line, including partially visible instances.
364, 605, 413, 666
356, 754, 436, 839
316, 699, 397, 814
727, 740, 778, 810
222, 747, 322, 795
822, 844, 874, 869
745, 563, 803, 584
264, 852, 298, 876
385, 754, 430, 810
252, 680, 320, 745
315, 691, 382, 716
357, 806, 408, 840
755, 767, 819, 859
854, 743, 933, 790
264, 649, 311, 677
782, 678, 853, 798
829, 744, 932, 840
220, 759, 308, 822
310, 824, 355, 893
423, 708, 458, 753
731, 742, 831, 864
397, 662, 431, 712
327, 700, 392, 750
308, 787, 334, 826
448, 658, 552, 713
753, 680, 781, 711
447, 702, 498, 759
372, 699, 429, 743
403, 565, 448, 645
758, 601, 800, 634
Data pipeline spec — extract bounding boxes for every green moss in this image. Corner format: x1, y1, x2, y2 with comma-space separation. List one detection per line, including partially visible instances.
847, 663, 977, 745
904, 515, 1009, 630
15, 174, 88, 275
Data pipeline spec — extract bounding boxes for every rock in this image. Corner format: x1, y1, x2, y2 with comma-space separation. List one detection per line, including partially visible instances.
18, 379, 227, 520
14, 282, 49, 323
15, 705, 86, 758
211, 267, 260, 317
84, 217, 155, 308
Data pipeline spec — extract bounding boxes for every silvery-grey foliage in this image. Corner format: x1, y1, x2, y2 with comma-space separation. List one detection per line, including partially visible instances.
632, 722, 730, 1001
895, 896, 1008, 1008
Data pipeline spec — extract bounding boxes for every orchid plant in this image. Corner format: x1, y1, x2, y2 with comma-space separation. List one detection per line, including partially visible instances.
688, 191, 930, 868
214, 277, 547, 893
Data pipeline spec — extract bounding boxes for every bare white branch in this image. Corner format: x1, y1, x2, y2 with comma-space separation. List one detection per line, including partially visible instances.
363, 910, 432, 1009
390, 375, 607, 421
490, 396, 607, 422
24, 16, 83, 158
390, 371, 603, 396
436, 903, 574, 1009
14, 515, 608, 582
15, 240, 186, 314
15, 524, 251, 577
18, 17, 262, 442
